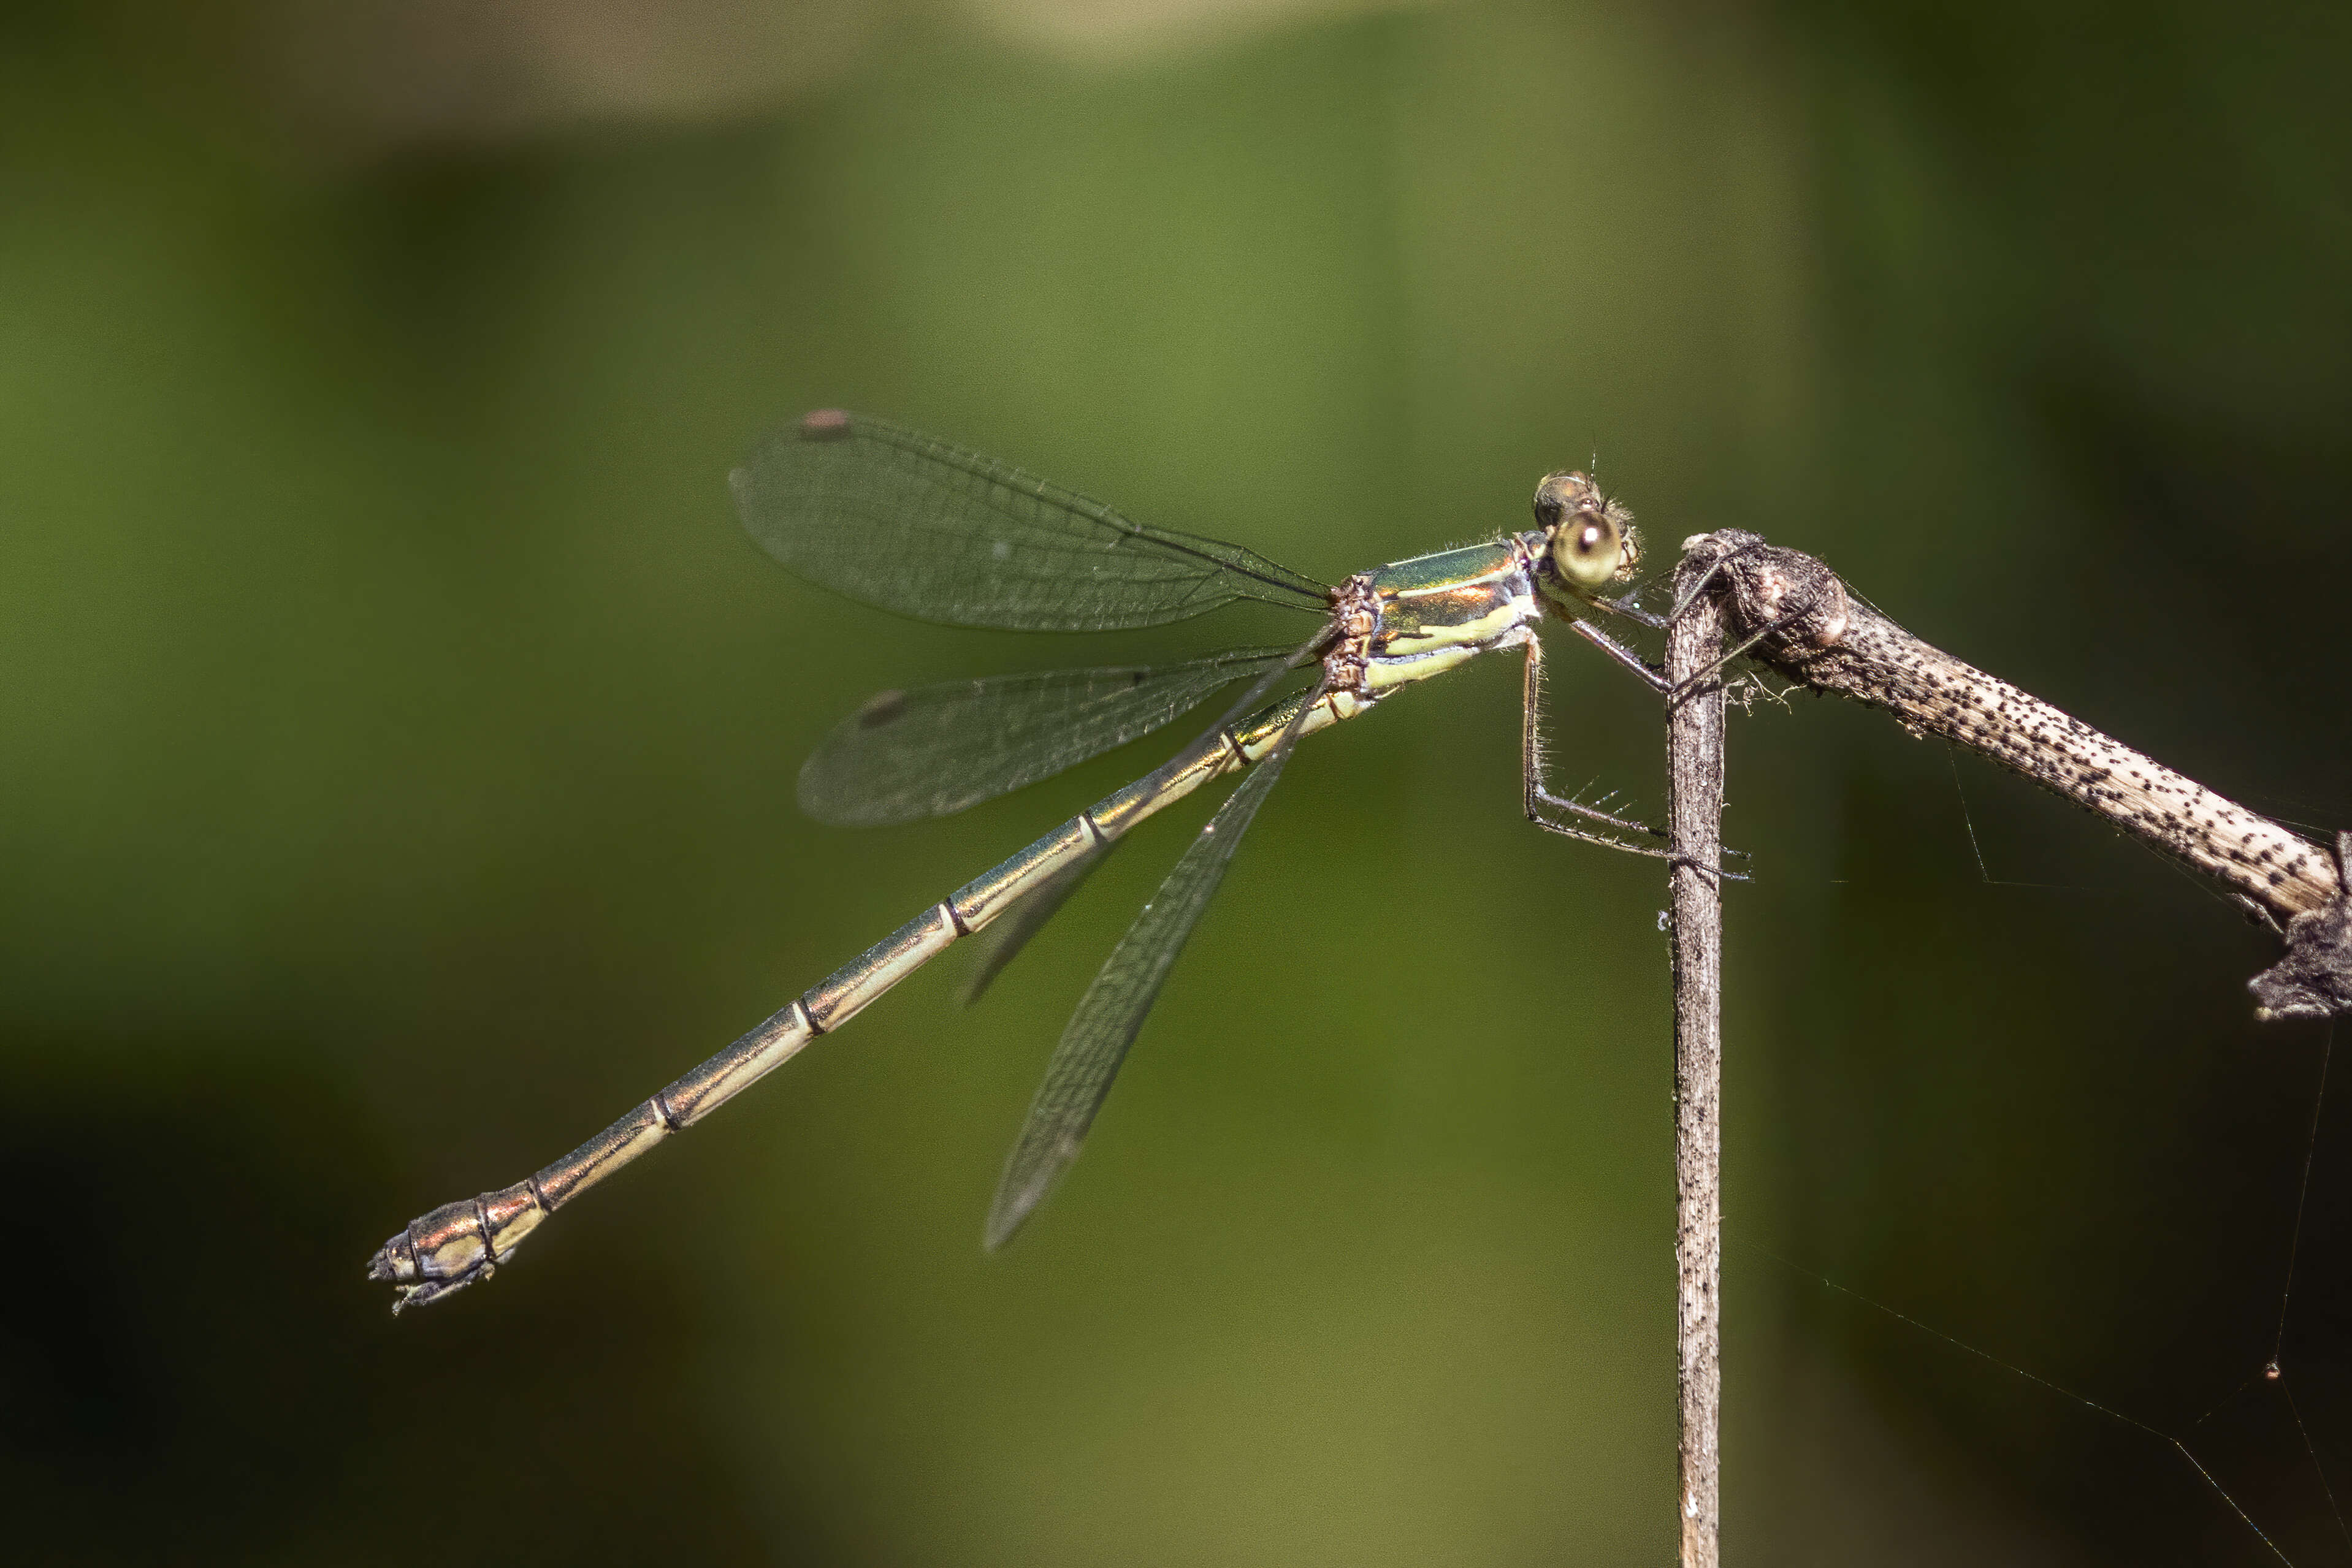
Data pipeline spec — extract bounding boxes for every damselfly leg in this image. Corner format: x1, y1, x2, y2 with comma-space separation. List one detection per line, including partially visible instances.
1521, 632, 1670, 856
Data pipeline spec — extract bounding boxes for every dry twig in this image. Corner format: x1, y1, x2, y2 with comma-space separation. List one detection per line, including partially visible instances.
1673, 530, 2351, 1019
1665, 552, 1727, 1568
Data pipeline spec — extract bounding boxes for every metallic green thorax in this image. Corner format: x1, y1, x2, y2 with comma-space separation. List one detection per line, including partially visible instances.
1330, 540, 1545, 698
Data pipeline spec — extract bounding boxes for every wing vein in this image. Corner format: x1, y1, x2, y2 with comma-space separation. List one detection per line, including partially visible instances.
734, 413, 1331, 631
798, 649, 1293, 826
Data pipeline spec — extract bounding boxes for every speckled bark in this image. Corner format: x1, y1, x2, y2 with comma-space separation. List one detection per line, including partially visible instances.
1679, 530, 2349, 1018
1665, 550, 1726, 1568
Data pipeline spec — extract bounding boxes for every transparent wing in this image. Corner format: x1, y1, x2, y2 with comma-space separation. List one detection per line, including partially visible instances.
731, 411, 1331, 631
798, 649, 1292, 827
983, 685, 1323, 1249
961, 839, 1117, 1006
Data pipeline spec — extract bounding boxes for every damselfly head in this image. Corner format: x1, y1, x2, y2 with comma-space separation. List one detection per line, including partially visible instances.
1533, 471, 1639, 595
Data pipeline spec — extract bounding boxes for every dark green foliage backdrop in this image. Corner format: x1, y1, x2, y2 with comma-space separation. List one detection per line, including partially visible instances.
2, 1, 2348, 1561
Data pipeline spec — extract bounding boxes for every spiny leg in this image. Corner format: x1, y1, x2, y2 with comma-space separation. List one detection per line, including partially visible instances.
1525, 636, 1751, 880
1521, 634, 1669, 856
1564, 616, 1671, 695
1598, 591, 1667, 631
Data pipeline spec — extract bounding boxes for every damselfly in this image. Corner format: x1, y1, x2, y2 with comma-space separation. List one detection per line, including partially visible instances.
369, 409, 1676, 1310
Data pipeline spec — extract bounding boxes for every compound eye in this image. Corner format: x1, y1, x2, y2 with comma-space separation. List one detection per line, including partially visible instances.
1530, 471, 1583, 528
1550, 512, 1624, 592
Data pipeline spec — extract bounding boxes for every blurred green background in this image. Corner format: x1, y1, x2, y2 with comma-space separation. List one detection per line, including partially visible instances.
4, 0, 2350, 1561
